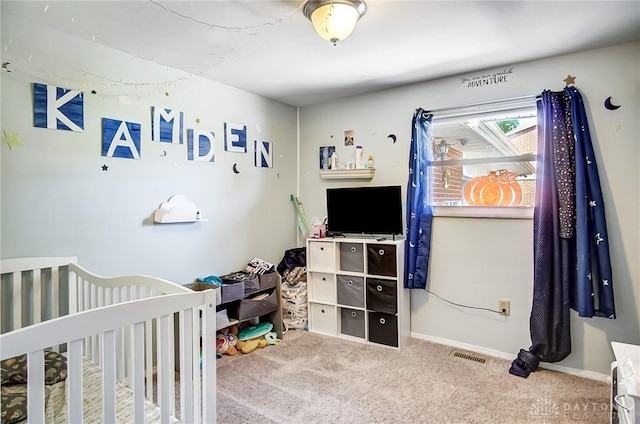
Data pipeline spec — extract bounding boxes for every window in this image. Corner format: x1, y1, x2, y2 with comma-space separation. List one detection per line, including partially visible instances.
429, 97, 537, 218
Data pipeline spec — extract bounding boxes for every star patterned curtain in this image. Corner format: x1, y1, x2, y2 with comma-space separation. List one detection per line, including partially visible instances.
509, 86, 616, 378
404, 108, 434, 289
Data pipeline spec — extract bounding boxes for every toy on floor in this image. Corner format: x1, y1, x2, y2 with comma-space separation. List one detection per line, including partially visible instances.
216, 325, 239, 356
234, 322, 280, 354
237, 322, 272, 341
264, 331, 280, 346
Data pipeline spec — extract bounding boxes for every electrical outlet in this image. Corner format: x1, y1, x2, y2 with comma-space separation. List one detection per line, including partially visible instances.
499, 300, 511, 316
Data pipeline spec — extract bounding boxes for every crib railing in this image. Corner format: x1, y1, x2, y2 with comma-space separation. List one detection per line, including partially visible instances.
0, 290, 216, 423
0, 256, 78, 335
67, 262, 193, 408
0, 257, 212, 422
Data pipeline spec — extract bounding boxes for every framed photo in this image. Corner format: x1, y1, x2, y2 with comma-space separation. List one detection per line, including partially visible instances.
319, 146, 336, 170
344, 130, 354, 146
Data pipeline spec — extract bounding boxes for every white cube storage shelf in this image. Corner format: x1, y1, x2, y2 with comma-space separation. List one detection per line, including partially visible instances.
306, 237, 410, 349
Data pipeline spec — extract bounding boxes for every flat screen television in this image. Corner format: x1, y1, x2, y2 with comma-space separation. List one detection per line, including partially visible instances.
326, 185, 403, 236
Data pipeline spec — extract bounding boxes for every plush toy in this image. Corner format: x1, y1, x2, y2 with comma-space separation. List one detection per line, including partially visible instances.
216, 325, 239, 356
225, 333, 238, 355
264, 331, 280, 346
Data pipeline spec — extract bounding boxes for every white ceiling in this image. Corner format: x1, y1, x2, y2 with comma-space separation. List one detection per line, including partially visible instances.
2, 1, 639, 107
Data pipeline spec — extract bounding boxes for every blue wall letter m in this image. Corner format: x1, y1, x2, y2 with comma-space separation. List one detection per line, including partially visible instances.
33, 83, 84, 132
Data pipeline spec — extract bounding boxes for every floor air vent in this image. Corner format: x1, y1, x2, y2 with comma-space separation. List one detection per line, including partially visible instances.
450, 350, 487, 364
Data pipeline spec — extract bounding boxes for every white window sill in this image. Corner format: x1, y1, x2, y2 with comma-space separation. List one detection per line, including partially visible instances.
433, 206, 533, 219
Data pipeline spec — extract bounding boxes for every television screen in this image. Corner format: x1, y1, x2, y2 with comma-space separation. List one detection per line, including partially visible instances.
326, 185, 403, 236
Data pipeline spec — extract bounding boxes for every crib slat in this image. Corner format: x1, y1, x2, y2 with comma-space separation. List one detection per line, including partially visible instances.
132, 322, 145, 424
82, 278, 90, 357
168, 312, 176, 416
102, 330, 116, 423
67, 339, 83, 423
68, 271, 78, 315
26, 350, 45, 423
12, 271, 22, 330
51, 265, 59, 319
158, 314, 170, 422
192, 307, 202, 424
180, 309, 194, 424
120, 286, 132, 387
114, 288, 126, 383
202, 295, 216, 424
145, 318, 153, 399
32, 269, 42, 325
91, 284, 99, 364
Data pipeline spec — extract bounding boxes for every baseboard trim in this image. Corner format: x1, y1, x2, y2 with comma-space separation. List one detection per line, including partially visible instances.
410, 332, 608, 382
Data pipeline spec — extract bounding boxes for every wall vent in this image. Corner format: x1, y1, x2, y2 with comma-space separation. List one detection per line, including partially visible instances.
450, 350, 487, 364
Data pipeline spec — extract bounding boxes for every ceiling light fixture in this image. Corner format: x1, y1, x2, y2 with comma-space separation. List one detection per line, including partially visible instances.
303, 0, 367, 46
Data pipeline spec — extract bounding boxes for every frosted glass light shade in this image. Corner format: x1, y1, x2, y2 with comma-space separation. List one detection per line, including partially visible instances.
303, 0, 367, 45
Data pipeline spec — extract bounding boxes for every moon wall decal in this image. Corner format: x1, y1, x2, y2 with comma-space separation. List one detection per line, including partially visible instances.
388, 134, 397, 143
604, 97, 621, 110
232, 163, 240, 174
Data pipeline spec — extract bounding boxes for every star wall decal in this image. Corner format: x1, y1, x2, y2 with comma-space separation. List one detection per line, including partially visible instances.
195, 118, 201, 124
164, 91, 169, 96
101, 164, 109, 171
563, 75, 576, 86
2, 131, 23, 150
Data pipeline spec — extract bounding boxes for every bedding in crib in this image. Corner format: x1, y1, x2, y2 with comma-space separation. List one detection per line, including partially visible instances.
1, 351, 67, 424
1, 354, 175, 424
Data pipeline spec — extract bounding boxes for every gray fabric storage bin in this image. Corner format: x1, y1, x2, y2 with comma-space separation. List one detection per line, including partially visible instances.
336, 275, 364, 308
235, 290, 278, 320
366, 278, 397, 314
220, 281, 245, 303
339, 243, 364, 272
220, 270, 260, 296
258, 272, 279, 291
241, 275, 261, 295
368, 311, 398, 347
340, 308, 365, 339
366, 244, 397, 277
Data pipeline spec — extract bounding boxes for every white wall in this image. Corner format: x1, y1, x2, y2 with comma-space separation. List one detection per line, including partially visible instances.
298, 42, 640, 376
0, 14, 298, 284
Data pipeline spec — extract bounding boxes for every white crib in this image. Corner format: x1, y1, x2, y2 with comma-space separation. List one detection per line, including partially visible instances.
0, 257, 216, 423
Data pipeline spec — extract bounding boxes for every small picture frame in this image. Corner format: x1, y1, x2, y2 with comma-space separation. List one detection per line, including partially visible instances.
344, 130, 354, 146
319, 146, 336, 170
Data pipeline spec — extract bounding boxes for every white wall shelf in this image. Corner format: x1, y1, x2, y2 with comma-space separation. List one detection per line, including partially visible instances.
320, 168, 375, 180
153, 194, 206, 223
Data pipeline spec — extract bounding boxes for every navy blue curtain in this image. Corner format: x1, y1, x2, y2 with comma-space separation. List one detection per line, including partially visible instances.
510, 86, 616, 378
404, 108, 434, 289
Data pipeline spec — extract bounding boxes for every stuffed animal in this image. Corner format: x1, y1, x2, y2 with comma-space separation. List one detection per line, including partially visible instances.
264, 331, 280, 346
216, 325, 239, 356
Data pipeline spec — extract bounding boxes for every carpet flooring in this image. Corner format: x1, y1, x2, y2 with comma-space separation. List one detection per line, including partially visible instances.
215, 330, 610, 423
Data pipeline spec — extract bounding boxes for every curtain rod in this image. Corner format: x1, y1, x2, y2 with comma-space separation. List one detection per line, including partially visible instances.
426, 94, 539, 116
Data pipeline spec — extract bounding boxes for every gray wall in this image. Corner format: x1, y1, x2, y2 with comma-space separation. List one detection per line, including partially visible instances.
298, 42, 640, 376
1, 14, 298, 283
